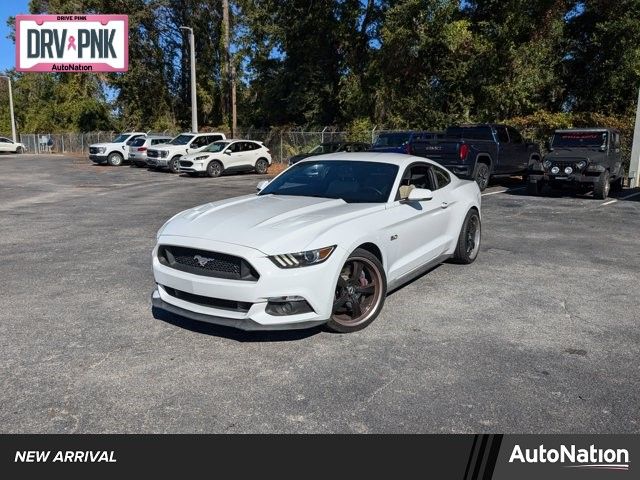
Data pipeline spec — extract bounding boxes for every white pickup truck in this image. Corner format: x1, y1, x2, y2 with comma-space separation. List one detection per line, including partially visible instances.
88, 132, 146, 166
146, 132, 226, 173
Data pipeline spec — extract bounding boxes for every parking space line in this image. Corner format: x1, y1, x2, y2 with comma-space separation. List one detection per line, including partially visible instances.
620, 191, 640, 201
601, 199, 617, 206
481, 187, 525, 197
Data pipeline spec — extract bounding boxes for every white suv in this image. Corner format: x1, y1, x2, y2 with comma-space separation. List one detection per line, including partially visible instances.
179, 140, 272, 177
146, 132, 226, 173
88, 132, 146, 166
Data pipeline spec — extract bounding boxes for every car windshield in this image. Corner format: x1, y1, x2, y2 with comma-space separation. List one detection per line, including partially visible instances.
205, 141, 230, 152
169, 134, 194, 145
552, 132, 608, 148
259, 160, 399, 203
130, 138, 146, 147
374, 133, 412, 148
112, 134, 130, 143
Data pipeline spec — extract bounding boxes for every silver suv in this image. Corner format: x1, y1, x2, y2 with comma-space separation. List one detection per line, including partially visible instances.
128, 135, 173, 167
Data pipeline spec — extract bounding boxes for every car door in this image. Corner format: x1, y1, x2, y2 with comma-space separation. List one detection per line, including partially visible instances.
611, 131, 622, 176
506, 126, 529, 171
223, 141, 248, 168
494, 126, 513, 173
0, 137, 11, 152
186, 136, 206, 155
384, 162, 455, 280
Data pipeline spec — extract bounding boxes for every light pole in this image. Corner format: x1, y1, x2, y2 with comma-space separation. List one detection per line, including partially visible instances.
180, 26, 198, 133
0, 75, 17, 142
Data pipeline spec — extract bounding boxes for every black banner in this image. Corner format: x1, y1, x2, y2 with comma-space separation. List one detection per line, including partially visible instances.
0, 435, 635, 478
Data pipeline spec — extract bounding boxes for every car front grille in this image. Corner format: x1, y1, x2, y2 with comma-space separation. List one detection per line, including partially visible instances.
89, 147, 100, 154
157, 245, 260, 281
147, 149, 159, 158
161, 285, 252, 312
180, 160, 193, 167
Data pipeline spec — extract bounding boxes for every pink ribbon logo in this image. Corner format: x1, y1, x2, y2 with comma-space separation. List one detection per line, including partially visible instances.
67, 35, 77, 50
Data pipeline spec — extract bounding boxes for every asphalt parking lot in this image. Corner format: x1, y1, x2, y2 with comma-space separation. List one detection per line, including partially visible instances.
1, 153, 639, 433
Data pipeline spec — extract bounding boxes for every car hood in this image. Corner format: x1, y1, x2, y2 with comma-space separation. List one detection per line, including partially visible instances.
545, 148, 605, 162
159, 194, 384, 254
182, 151, 213, 160
89, 143, 112, 148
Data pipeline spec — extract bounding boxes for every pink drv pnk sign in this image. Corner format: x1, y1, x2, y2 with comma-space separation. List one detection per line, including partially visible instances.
16, 14, 128, 72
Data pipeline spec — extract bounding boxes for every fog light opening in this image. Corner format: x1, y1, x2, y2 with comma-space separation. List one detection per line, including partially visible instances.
564, 166, 573, 175
266, 296, 314, 316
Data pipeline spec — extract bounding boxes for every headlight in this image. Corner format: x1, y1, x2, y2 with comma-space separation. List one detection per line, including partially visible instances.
551, 166, 560, 174
564, 166, 573, 175
577, 160, 587, 169
543, 160, 552, 169
269, 246, 335, 268
160, 151, 169, 158
194, 155, 208, 161
97, 147, 106, 153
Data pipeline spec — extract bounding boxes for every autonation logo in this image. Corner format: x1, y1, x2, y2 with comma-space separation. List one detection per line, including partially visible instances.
509, 444, 630, 471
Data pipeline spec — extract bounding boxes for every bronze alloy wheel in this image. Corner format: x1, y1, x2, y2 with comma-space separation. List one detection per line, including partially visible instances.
331, 256, 384, 328
465, 214, 481, 260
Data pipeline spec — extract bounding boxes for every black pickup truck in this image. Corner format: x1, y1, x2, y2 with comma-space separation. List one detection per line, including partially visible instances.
408, 124, 541, 190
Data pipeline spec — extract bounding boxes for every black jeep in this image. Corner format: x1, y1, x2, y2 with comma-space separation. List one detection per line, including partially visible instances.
528, 128, 625, 199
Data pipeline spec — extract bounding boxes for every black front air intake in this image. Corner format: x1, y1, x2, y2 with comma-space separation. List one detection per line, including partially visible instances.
157, 245, 260, 281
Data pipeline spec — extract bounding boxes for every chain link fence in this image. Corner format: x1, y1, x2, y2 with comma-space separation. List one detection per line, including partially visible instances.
4, 128, 368, 163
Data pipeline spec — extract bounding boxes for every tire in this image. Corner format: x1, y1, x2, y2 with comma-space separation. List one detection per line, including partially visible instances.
206, 160, 223, 178
106, 152, 123, 166
526, 180, 544, 196
611, 171, 624, 193
15, 146, 23, 154
325, 248, 387, 333
255, 158, 269, 174
472, 162, 490, 191
451, 209, 481, 264
169, 156, 181, 173
593, 170, 610, 200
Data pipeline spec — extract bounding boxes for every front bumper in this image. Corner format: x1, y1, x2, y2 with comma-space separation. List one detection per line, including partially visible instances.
529, 171, 600, 184
89, 154, 108, 163
179, 160, 206, 173
147, 157, 169, 167
151, 237, 345, 330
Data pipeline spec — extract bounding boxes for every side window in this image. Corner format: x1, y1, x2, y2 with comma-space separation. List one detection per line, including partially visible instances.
432, 166, 451, 190
203, 135, 218, 147
507, 127, 523, 144
397, 163, 437, 199
495, 126, 509, 143
0, 137, 9, 142
227, 142, 240, 153
247, 142, 259, 150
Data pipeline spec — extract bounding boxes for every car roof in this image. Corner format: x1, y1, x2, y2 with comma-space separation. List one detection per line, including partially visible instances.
296, 151, 443, 168
146, 134, 172, 139
225, 139, 262, 143
555, 128, 615, 133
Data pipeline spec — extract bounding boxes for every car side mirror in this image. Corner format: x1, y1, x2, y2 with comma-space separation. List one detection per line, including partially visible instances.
407, 188, 433, 202
599, 144, 606, 152
225, 150, 231, 155
256, 180, 269, 192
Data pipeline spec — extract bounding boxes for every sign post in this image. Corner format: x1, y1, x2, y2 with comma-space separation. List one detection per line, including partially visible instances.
629, 88, 640, 188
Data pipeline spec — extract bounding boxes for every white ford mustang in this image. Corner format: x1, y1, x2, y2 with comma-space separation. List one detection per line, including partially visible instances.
152, 153, 481, 332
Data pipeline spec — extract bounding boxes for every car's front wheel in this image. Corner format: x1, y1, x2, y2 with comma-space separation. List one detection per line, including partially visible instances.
326, 248, 387, 333
107, 152, 123, 166
169, 156, 181, 173
451, 209, 481, 264
593, 170, 610, 200
15, 146, 23, 154
206, 160, 223, 178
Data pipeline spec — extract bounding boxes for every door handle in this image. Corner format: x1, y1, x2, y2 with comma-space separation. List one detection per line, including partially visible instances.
441, 202, 449, 209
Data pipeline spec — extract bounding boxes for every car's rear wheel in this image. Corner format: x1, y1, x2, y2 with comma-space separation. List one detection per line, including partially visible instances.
473, 162, 490, 191
107, 152, 123, 166
593, 170, 610, 200
15, 146, 23, 154
206, 160, 223, 178
451, 209, 481, 264
326, 248, 386, 333
255, 158, 269, 174
169, 156, 181, 173
611, 171, 624, 192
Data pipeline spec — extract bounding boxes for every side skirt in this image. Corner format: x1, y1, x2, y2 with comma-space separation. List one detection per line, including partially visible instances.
387, 253, 452, 292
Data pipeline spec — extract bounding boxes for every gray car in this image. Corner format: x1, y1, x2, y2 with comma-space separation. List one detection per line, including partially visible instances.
128, 135, 173, 167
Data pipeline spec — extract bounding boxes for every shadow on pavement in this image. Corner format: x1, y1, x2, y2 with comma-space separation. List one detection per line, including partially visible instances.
153, 306, 323, 342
